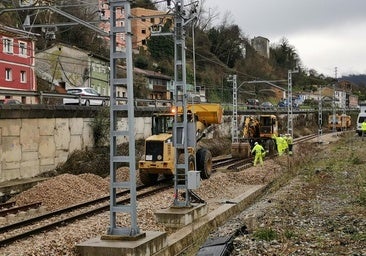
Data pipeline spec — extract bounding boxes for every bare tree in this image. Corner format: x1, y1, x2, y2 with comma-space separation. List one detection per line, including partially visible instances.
196, 0, 219, 31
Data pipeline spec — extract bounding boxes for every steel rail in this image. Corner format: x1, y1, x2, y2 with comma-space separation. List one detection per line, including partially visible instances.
0, 202, 15, 210
0, 183, 171, 247
0, 202, 42, 217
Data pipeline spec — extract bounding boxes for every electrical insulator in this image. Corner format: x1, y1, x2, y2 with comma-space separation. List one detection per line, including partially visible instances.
19, 0, 33, 7
150, 24, 162, 34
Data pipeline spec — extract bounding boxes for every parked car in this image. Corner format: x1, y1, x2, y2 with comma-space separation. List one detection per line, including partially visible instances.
278, 100, 299, 109
0, 99, 22, 105
246, 99, 260, 109
260, 101, 274, 110
63, 87, 106, 106
277, 101, 287, 108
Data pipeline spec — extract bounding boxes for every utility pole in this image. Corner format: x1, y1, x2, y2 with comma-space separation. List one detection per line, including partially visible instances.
172, 0, 198, 207
318, 84, 323, 143
0, 0, 140, 238
229, 75, 238, 144
287, 69, 298, 137
332, 67, 337, 134
149, 0, 198, 208
106, 0, 141, 238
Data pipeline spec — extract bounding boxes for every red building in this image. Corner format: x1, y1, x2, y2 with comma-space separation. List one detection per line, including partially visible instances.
0, 24, 38, 103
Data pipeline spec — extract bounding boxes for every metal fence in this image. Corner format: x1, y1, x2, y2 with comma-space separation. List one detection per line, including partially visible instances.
0, 89, 359, 113
0, 89, 172, 108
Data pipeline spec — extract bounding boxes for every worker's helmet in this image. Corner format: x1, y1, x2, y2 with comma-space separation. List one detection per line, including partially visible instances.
255, 142, 258, 145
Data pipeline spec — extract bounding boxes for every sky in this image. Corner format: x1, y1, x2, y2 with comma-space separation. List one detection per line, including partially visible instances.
205, 0, 366, 77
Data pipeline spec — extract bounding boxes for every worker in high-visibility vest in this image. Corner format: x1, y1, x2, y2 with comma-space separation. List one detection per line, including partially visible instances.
251, 142, 265, 167
362, 120, 366, 140
272, 134, 288, 156
285, 134, 294, 155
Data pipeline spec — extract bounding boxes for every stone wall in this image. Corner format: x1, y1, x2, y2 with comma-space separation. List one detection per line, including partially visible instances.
0, 105, 323, 183
0, 106, 185, 182
0, 117, 92, 182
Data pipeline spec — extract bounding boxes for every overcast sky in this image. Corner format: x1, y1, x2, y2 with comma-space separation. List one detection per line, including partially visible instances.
205, 0, 366, 77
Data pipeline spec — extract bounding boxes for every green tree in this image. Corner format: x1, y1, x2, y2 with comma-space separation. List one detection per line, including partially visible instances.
207, 24, 244, 68
134, 55, 149, 69
131, 0, 157, 9
146, 19, 174, 60
270, 38, 299, 70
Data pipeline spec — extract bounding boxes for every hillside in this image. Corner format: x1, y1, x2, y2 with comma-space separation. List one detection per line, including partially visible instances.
1, 1, 366, 102
342, 74, 366, 86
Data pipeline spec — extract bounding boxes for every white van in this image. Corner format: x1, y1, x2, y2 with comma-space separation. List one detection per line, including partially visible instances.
356, 111, 366, 136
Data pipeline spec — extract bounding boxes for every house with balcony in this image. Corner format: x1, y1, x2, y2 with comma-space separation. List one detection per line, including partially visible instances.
96, 3, 172, 52
134, 67, 172, 102
0, 24, 38, 103
131, 8, 169, 51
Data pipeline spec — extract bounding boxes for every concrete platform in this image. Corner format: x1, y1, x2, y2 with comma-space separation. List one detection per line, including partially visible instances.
76, 231, 167, 256
155, 184, 266, 256
155, 203, 207, 229
0, 177, 47, 202
77, 184, 266, 256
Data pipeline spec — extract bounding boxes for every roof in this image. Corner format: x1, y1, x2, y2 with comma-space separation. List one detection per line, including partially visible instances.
37, 42, 109, 62
134, 67, 172, 80
0, 24, 39, 39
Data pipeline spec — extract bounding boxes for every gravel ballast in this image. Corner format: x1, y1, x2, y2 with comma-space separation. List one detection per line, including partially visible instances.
1, 133, 365, 256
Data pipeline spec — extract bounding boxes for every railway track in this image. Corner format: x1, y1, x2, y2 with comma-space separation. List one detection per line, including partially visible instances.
0, 183, 172, 247
0, 202, 15, 210
0, 202, 42, 217
0, 132, 328, 247
212, 132, 326, 171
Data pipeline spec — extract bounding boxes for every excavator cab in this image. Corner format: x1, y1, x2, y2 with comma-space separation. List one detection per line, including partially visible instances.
152, 114, 174, 135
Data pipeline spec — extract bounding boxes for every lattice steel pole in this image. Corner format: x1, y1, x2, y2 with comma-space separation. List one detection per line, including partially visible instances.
332, 67, 337, 134
287, 70, 297, 137
107, 0, 140, 237
229, 75, 238, 144
318, 84, 323, 143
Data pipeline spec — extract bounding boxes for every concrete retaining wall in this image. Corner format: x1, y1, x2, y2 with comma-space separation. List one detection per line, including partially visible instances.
0, 105, 317, 183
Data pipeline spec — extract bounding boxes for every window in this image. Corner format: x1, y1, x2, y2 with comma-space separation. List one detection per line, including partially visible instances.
141, 29, 146, 34
5, 68, 12, 81
19, 42, 27, 56
150, 18, 155, 23
3, 38, 13, 53
20, 71, 26, 83
141, 18, 146, 22
142, 39, 146, 45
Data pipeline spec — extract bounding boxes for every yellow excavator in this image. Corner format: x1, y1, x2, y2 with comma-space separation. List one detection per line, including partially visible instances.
232, 115, 278, 158
138, 103, 223, 185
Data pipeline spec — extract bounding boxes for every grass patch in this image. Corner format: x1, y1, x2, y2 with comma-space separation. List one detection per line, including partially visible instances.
253, 228, 278, 241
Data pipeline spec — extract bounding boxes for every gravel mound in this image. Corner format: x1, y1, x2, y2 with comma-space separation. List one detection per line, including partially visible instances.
11, 173, 109, 211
